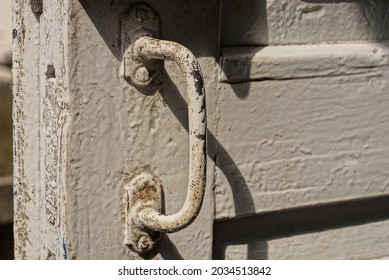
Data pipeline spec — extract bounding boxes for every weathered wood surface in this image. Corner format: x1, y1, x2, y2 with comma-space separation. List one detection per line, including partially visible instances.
14, 0, 220, 260
216, 42, 389, 219
13, 0, 389, 260
221, 0, 389, 46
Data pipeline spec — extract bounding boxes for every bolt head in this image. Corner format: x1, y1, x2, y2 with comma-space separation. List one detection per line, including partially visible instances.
137, 235, 154, 252
133, 66, 152, 86
135, 8, 149, 22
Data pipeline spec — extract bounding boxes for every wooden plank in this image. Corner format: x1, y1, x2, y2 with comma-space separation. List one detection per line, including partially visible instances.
266, 220, 389, 259
215, 43, 389, 219
221, 0, 389, 46
220, 43, 389, 83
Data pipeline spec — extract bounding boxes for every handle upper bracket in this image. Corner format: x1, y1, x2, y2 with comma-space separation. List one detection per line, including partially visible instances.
120, 4, 160, 87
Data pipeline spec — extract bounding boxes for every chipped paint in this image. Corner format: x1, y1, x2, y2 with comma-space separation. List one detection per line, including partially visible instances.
14, 0, 218, 260
13, 0, 30, 260
128, 36, 207, 234
14, 0, 389, 260
13, 0, 69, 259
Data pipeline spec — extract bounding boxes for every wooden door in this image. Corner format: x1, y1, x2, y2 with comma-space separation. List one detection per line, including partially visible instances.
14, 0, 389, 259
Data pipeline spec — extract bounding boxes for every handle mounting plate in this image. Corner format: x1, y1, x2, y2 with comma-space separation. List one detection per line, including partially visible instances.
120, 5, 160, 87
124, 170, 163, 252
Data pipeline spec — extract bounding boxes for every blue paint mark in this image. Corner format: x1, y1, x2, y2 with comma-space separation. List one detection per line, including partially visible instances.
62, 237, 68, 260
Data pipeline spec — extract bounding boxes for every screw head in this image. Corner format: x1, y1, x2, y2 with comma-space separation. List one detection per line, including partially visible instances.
133, 66, 152, 87
135, 8, 149, 22
137, 235, 154, 252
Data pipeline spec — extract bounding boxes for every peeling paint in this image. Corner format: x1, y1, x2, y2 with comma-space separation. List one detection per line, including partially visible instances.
125, 35, 207, 234
13, 0, 68, 259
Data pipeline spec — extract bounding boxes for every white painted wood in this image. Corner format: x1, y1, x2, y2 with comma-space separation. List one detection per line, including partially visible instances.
267, 220, 389, 259
14, 0, 389, 260
14, 0, 220, 260
221, 219, 389, 260
63, 0, 220, 260
221, 0, 389, 46
14, 0, 69, 260
215, 0, 389, 259
14, 0, 44, 259
220, 43, 389, 83
215, 43, 389, 219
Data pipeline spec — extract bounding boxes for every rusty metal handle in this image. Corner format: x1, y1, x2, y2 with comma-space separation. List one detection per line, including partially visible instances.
132, 37, 207, 233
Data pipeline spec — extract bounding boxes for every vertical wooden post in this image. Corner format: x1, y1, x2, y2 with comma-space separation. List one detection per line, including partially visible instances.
13, 0, 220, 259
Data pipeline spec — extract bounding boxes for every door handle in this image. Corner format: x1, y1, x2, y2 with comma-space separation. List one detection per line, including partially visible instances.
120, 5, 207, 253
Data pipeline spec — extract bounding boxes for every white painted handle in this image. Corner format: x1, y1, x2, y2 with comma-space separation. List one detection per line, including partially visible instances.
133, 36, 207, 233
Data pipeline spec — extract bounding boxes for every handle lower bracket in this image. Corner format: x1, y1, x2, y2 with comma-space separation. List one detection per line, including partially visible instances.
123, 171, 163, 252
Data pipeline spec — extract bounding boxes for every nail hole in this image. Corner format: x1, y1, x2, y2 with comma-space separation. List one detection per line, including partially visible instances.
45, 65, 56, 79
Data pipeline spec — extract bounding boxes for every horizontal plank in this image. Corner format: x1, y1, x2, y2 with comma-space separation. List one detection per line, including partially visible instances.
215, 45, 389, 218
214, 194, 389, 259
220, 42, 389, 83
221, 0, 389, 46
266, 219, 389, 259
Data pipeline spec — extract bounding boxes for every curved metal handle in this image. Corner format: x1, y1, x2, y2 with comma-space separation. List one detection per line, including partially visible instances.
132, 36, 207, 233
122, 34, 207, 252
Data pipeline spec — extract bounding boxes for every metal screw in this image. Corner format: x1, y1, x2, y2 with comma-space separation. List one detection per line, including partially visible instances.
134, 66, 152, 86
137, 235, 154, 251
135, 8, 149, 23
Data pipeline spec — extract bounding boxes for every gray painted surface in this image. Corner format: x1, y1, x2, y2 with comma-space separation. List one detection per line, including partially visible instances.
221, 0, 389, 46
14, 0, 389, 259
216, 42, 389, 218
